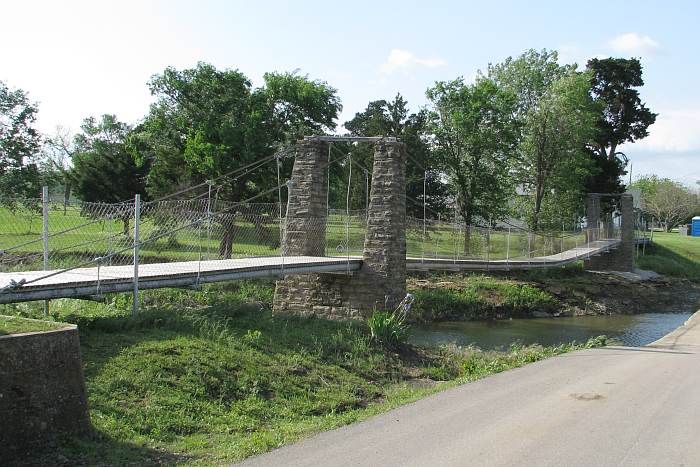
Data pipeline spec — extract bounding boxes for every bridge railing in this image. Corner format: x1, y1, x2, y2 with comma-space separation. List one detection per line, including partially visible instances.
0, 193, 375, 277
405, 216, 598, 263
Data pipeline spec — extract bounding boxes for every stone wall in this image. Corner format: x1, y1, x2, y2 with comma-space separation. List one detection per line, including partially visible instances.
274, 140, 407, 319
0, 325, 91, 459
585, 193, 635, 272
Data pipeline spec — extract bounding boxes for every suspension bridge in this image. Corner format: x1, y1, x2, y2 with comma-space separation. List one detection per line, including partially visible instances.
0, 137, 644, 316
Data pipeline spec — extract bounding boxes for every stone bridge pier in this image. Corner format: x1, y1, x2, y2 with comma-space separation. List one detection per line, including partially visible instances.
273, 138, 407, 319
584, 193, 635, 272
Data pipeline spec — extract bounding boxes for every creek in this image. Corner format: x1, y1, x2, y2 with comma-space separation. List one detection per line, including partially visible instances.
409, 312, 693, 350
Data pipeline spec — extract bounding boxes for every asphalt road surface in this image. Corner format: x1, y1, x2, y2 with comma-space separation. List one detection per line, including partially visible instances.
238, 311, 700, 467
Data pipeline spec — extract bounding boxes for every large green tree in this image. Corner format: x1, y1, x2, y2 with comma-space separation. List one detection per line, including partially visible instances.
631, 176, 697, 231
0, 80, 43, 203
516, 71, 598, 230
426, 78, 518, 254
71, 115, 147, 234
486, 49, 574, 118
486, 49, 597, 230
344, 94, 449, 217
585, 58, 657, 193
130, 63, 341, 257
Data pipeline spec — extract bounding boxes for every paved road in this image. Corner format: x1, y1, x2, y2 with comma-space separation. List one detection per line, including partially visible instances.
239, 312, 700, 467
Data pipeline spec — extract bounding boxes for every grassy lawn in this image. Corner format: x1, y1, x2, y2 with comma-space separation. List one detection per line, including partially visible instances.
0, 314, 68, 335
637, 232, 700, 279
2, 282, 603, 466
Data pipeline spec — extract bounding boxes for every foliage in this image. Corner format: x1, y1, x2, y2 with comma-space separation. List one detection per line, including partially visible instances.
631, 176, 698, 230
344, 93, 449, 216
516, 71, 598, 230
0, 80, 44, 202
130, 63, 341, 257
426, 78, 518, 252
367, 308, 409, 348
585, 58, 657, 193
485, 49, 597, 230
70, 115, 147, 234
486, 49, 573, 117
42, 126, 76, 206
71, 114, 146, 203
410, 277, 558, 321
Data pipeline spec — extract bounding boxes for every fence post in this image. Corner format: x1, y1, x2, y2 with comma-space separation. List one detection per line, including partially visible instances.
561, 222, 564, 260
506, 227, 511, 264
42, 186, 49, 316
486, 223, 490, 271
132, 194, 141, 320
206, 180, 213, 261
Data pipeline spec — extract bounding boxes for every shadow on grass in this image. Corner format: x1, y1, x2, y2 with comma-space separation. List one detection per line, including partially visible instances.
637, 243, 700, 279
8, 429, 191, 466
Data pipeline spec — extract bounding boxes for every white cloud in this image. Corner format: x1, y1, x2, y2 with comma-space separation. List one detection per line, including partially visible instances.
608, 33, 661, 56
380, 49, 447, 75
628, 110, 700, 152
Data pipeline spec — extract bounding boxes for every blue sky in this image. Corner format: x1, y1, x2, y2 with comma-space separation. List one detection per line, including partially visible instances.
2, 0, 699, 186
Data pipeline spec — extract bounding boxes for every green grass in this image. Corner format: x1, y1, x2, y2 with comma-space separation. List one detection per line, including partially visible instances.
409, 275, 559, 321
1, 281, 603, 466
637, 232, 700, 279
0, 314, 68, 335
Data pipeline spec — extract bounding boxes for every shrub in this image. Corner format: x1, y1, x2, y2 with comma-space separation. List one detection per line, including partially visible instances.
367, 310, 409, 348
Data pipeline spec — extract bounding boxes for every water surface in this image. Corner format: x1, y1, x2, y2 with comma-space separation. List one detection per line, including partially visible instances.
409, 313, 692, 350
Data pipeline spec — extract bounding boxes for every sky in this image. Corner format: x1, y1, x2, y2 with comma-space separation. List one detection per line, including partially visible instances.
2, 0, 699, 187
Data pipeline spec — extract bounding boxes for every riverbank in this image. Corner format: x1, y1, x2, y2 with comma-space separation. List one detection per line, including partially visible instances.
407, 231, 700, 322
2, 284, 604, 466
408, 267, 700, 322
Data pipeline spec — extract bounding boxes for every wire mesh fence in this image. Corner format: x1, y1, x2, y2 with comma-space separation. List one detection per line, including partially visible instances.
0, 193, 371, 276
0, 186, 634, 304
0, 192, 629, 274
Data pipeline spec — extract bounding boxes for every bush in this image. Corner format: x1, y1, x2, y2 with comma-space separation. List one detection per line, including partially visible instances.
367, 310, 409, 348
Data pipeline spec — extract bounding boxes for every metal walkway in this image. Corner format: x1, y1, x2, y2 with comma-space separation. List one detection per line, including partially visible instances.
0, 239, 624, 304
407, 239, 622, 271
0, 256, 363, 304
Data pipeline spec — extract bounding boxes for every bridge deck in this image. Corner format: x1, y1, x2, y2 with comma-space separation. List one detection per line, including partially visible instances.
0, 239, 622, 304
407, 239, 621, 271
0, 256, 363, 304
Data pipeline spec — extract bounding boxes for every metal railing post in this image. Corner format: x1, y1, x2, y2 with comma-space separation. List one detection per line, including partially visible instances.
132, 194, 140, 319
42, 186, 49, 316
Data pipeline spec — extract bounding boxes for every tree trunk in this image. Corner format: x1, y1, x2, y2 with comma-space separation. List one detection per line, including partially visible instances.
63, 182, 71, 215
463, 224, 472, 256
122, 215, 130, 237
533, 191, 543, 231
219, 215, 235, 259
